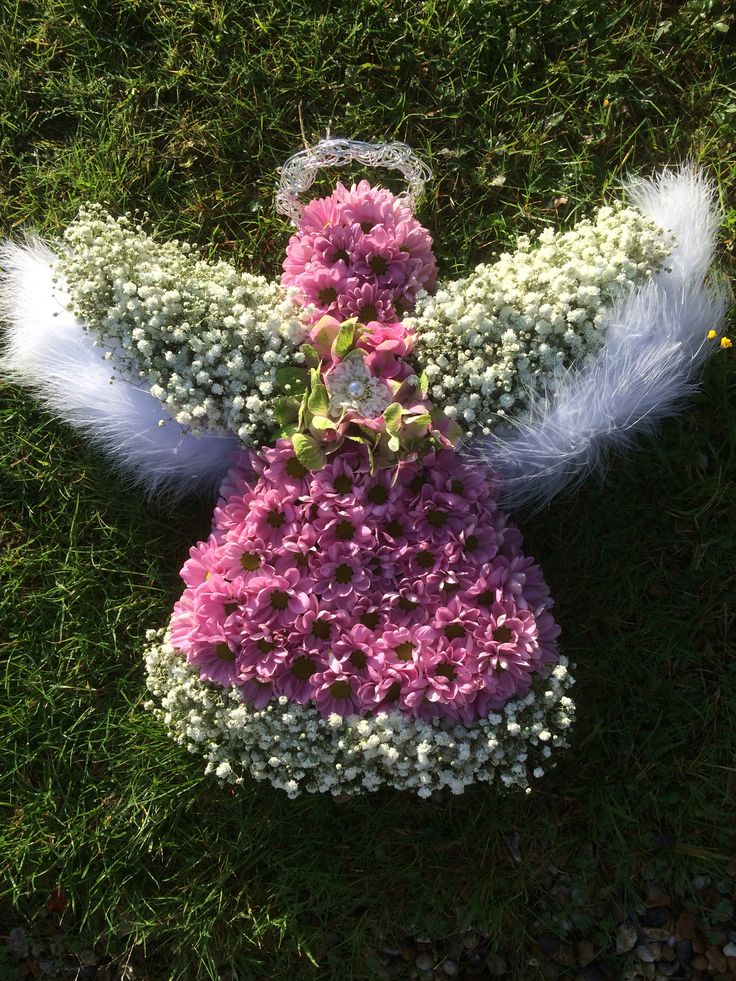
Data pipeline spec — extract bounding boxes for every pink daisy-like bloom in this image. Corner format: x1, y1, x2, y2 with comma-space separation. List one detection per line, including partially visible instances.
274, 525, 319, 577
288, 597, 349, 649
189, 574, 244, 643
351, 598, 387, 635
358, 657, 420, 714
307, 454, 364, 507
295, 194, 343, 235
217, 532, 274, 583
338, 281, 397, 325
313, 544, 372, 604
394, 219, 438, 292
383, 577, 439, 627
244, 489, 300, 546
311, 224, 359, 271
359, 468, 403, 519
378, 624, 437, 665
312, 660, 363, 718
330, 623, 381, 677
282, 235, 315, 283
238, 678, 275, 710
180, 534, 224, 588
296, 266, 353, 317
187, 632, 240, 688
255, 440, 312, 494
336, 179, 405, 229
272, 648, 328, 704
310, 505, 374, 550
474, 596, 539, 681
403, 642, 481, 723
169, 588, 198, 655
351, 226, 412, 288
432, 597, 484, 652
215, 450, 254, 505
245, 569, 311, 629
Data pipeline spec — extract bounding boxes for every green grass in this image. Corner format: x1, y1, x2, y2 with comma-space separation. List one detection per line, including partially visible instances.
1, 0, 735, 978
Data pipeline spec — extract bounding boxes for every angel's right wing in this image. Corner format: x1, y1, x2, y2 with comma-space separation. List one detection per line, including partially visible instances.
406, 166, 730, 511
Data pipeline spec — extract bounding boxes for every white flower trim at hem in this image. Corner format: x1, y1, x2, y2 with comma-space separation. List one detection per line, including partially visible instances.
144, 630, 575, 799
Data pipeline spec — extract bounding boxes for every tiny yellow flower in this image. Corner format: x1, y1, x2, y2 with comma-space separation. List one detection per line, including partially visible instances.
720, 336, 732, 349
603, 98, 610, 107
707, 329, 717, 340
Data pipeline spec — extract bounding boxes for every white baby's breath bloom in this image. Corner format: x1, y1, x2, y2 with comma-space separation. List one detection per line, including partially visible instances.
405, 204, 674, 437
57, 205, 309, 446
144, 630, 575, 799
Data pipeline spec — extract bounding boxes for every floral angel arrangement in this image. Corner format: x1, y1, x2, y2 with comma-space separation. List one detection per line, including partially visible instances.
0, 140, 729, 798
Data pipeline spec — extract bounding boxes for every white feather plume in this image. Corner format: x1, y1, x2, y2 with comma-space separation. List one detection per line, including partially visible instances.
0, 236, 240, 499
472, 166, 730, 511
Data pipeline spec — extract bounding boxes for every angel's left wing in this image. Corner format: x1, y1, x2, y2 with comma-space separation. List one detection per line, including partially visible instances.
0, 209, 305, 499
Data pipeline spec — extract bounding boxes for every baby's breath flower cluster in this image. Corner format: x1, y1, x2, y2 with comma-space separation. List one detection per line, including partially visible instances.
145, 630, 575, 798
57, 204, 308, 445
405, 205, 674, 436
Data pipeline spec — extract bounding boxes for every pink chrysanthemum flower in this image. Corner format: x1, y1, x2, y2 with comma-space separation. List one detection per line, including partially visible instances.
187, 641, 239, 687
281, 181, 437, 324
168, 444, 561, 722
312, 660, 363, 717
338, 281, 396, 325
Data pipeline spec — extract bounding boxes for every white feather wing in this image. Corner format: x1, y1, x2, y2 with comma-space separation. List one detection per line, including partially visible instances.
0, 236, 239, 499
472, 166, 730, 511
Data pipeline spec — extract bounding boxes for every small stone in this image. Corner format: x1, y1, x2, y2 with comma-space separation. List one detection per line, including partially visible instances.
635, 944, 658, 963
577, 940, 595, 966
674, 912, 696, 941
488, 955, 507, 976
690, 954, 708, 971
538, 934, 559, 957
656, 962, 676, 976
692, 932, 706, 954
692, 875, 711, 890
723, 942, 736, 957
555, 944, 576, 967
705, 946, 727, 973
8, 928, 29, 959
645, 883, 671, 908
401, 945, 417, 961
643, 927, 671, 942
380, 946, 401, 958
660, 944, 677, 962
442, 960, 458, 976
581, 967, 606, 981
616, 922, 638, 955
415, 953, 434, 972
642, 907, 671, 929
463, 932, 478, 951
676, 940, 693, 961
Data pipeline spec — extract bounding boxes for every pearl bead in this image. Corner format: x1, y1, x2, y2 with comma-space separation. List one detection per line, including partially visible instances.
348, 380, 365, 397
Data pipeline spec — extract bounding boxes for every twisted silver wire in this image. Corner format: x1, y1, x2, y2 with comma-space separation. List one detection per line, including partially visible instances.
276, 138, 432, 225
